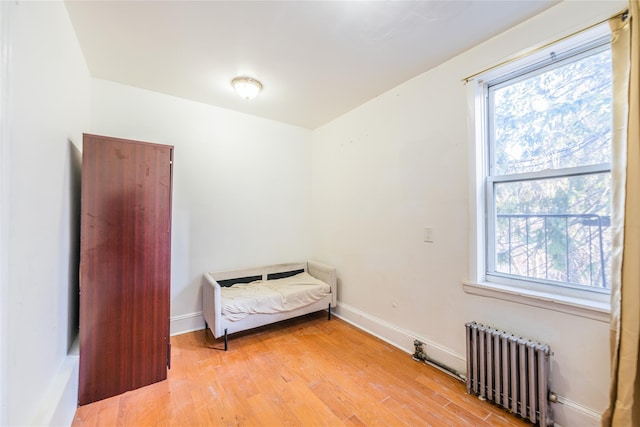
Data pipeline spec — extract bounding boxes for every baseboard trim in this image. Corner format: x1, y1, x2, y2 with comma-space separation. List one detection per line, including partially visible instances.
551, 395, 602, 427
333, 302, 466, 375
31, 340, 79, 427
170, 311, 205, 336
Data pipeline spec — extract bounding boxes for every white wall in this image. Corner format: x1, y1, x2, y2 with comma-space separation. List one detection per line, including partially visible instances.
1, 1, 623, 425
90, 79, 313, 334
4, 1, 90, 425
311, 1, 625, 426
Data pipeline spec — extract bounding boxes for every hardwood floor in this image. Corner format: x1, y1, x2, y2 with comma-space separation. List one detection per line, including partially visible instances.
72, 312, 531, 426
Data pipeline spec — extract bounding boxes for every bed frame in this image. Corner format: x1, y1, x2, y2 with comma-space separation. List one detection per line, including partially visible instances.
202, 260, 337, 350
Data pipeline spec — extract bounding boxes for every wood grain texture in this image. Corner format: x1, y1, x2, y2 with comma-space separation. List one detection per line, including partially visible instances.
79, 134, 173, 405
73, 313, 532, 426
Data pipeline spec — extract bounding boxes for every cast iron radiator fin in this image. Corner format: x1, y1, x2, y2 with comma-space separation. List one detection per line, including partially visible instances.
465, 321, 553, 426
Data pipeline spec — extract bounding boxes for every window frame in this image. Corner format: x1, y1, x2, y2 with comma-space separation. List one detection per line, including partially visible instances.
485, 166, 612, 293
464, 23, 613, 317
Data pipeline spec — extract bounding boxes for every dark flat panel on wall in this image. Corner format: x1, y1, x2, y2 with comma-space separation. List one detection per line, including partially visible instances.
79, 134, 173, 405
267, 269, 305, 280
218, 275, 262, 287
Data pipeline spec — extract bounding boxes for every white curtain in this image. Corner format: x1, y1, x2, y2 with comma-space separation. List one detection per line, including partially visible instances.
603, 1, 640, 426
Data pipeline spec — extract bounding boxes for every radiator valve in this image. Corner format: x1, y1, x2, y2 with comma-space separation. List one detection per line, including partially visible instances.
413, 340, 428, 362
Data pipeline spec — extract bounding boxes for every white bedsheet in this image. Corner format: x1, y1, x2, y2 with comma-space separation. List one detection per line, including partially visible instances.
221, 272, 331, 321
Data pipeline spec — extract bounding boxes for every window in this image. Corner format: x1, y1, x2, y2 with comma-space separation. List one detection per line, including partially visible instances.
478, 29, 612, 298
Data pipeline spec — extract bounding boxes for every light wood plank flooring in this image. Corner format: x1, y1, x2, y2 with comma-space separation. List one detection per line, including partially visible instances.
72, 312, 531, 426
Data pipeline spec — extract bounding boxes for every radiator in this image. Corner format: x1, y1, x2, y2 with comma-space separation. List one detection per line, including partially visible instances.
465, 321, 553, 426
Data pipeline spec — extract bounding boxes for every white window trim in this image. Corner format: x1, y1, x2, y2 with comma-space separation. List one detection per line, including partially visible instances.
462, 280, 610, 323
464, 25, 612, 322
0, 1, 9, 423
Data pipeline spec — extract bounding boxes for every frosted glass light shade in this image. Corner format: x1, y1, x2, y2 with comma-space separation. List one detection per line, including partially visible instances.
232, 77, 262, 100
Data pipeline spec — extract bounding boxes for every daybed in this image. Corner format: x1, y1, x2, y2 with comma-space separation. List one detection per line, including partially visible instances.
202, 260, 337, 350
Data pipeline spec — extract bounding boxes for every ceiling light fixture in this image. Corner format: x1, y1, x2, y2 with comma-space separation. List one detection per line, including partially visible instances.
231, 76, 262, 100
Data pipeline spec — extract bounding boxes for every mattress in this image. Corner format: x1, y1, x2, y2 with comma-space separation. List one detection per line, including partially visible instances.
221, 271, 331, 321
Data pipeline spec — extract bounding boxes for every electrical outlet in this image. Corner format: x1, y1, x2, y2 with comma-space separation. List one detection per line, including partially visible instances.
424, 227, 433, 243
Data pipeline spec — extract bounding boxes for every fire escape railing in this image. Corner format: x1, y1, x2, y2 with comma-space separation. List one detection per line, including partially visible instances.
495, 213, 610, 289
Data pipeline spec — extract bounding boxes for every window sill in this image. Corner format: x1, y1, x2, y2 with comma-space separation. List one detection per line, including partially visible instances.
462, 280, 611, 323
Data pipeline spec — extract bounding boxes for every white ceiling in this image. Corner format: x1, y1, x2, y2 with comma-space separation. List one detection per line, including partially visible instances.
65, 0, 558, 129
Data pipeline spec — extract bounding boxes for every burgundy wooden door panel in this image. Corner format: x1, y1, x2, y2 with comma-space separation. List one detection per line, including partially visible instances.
79, 134, 173, 405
